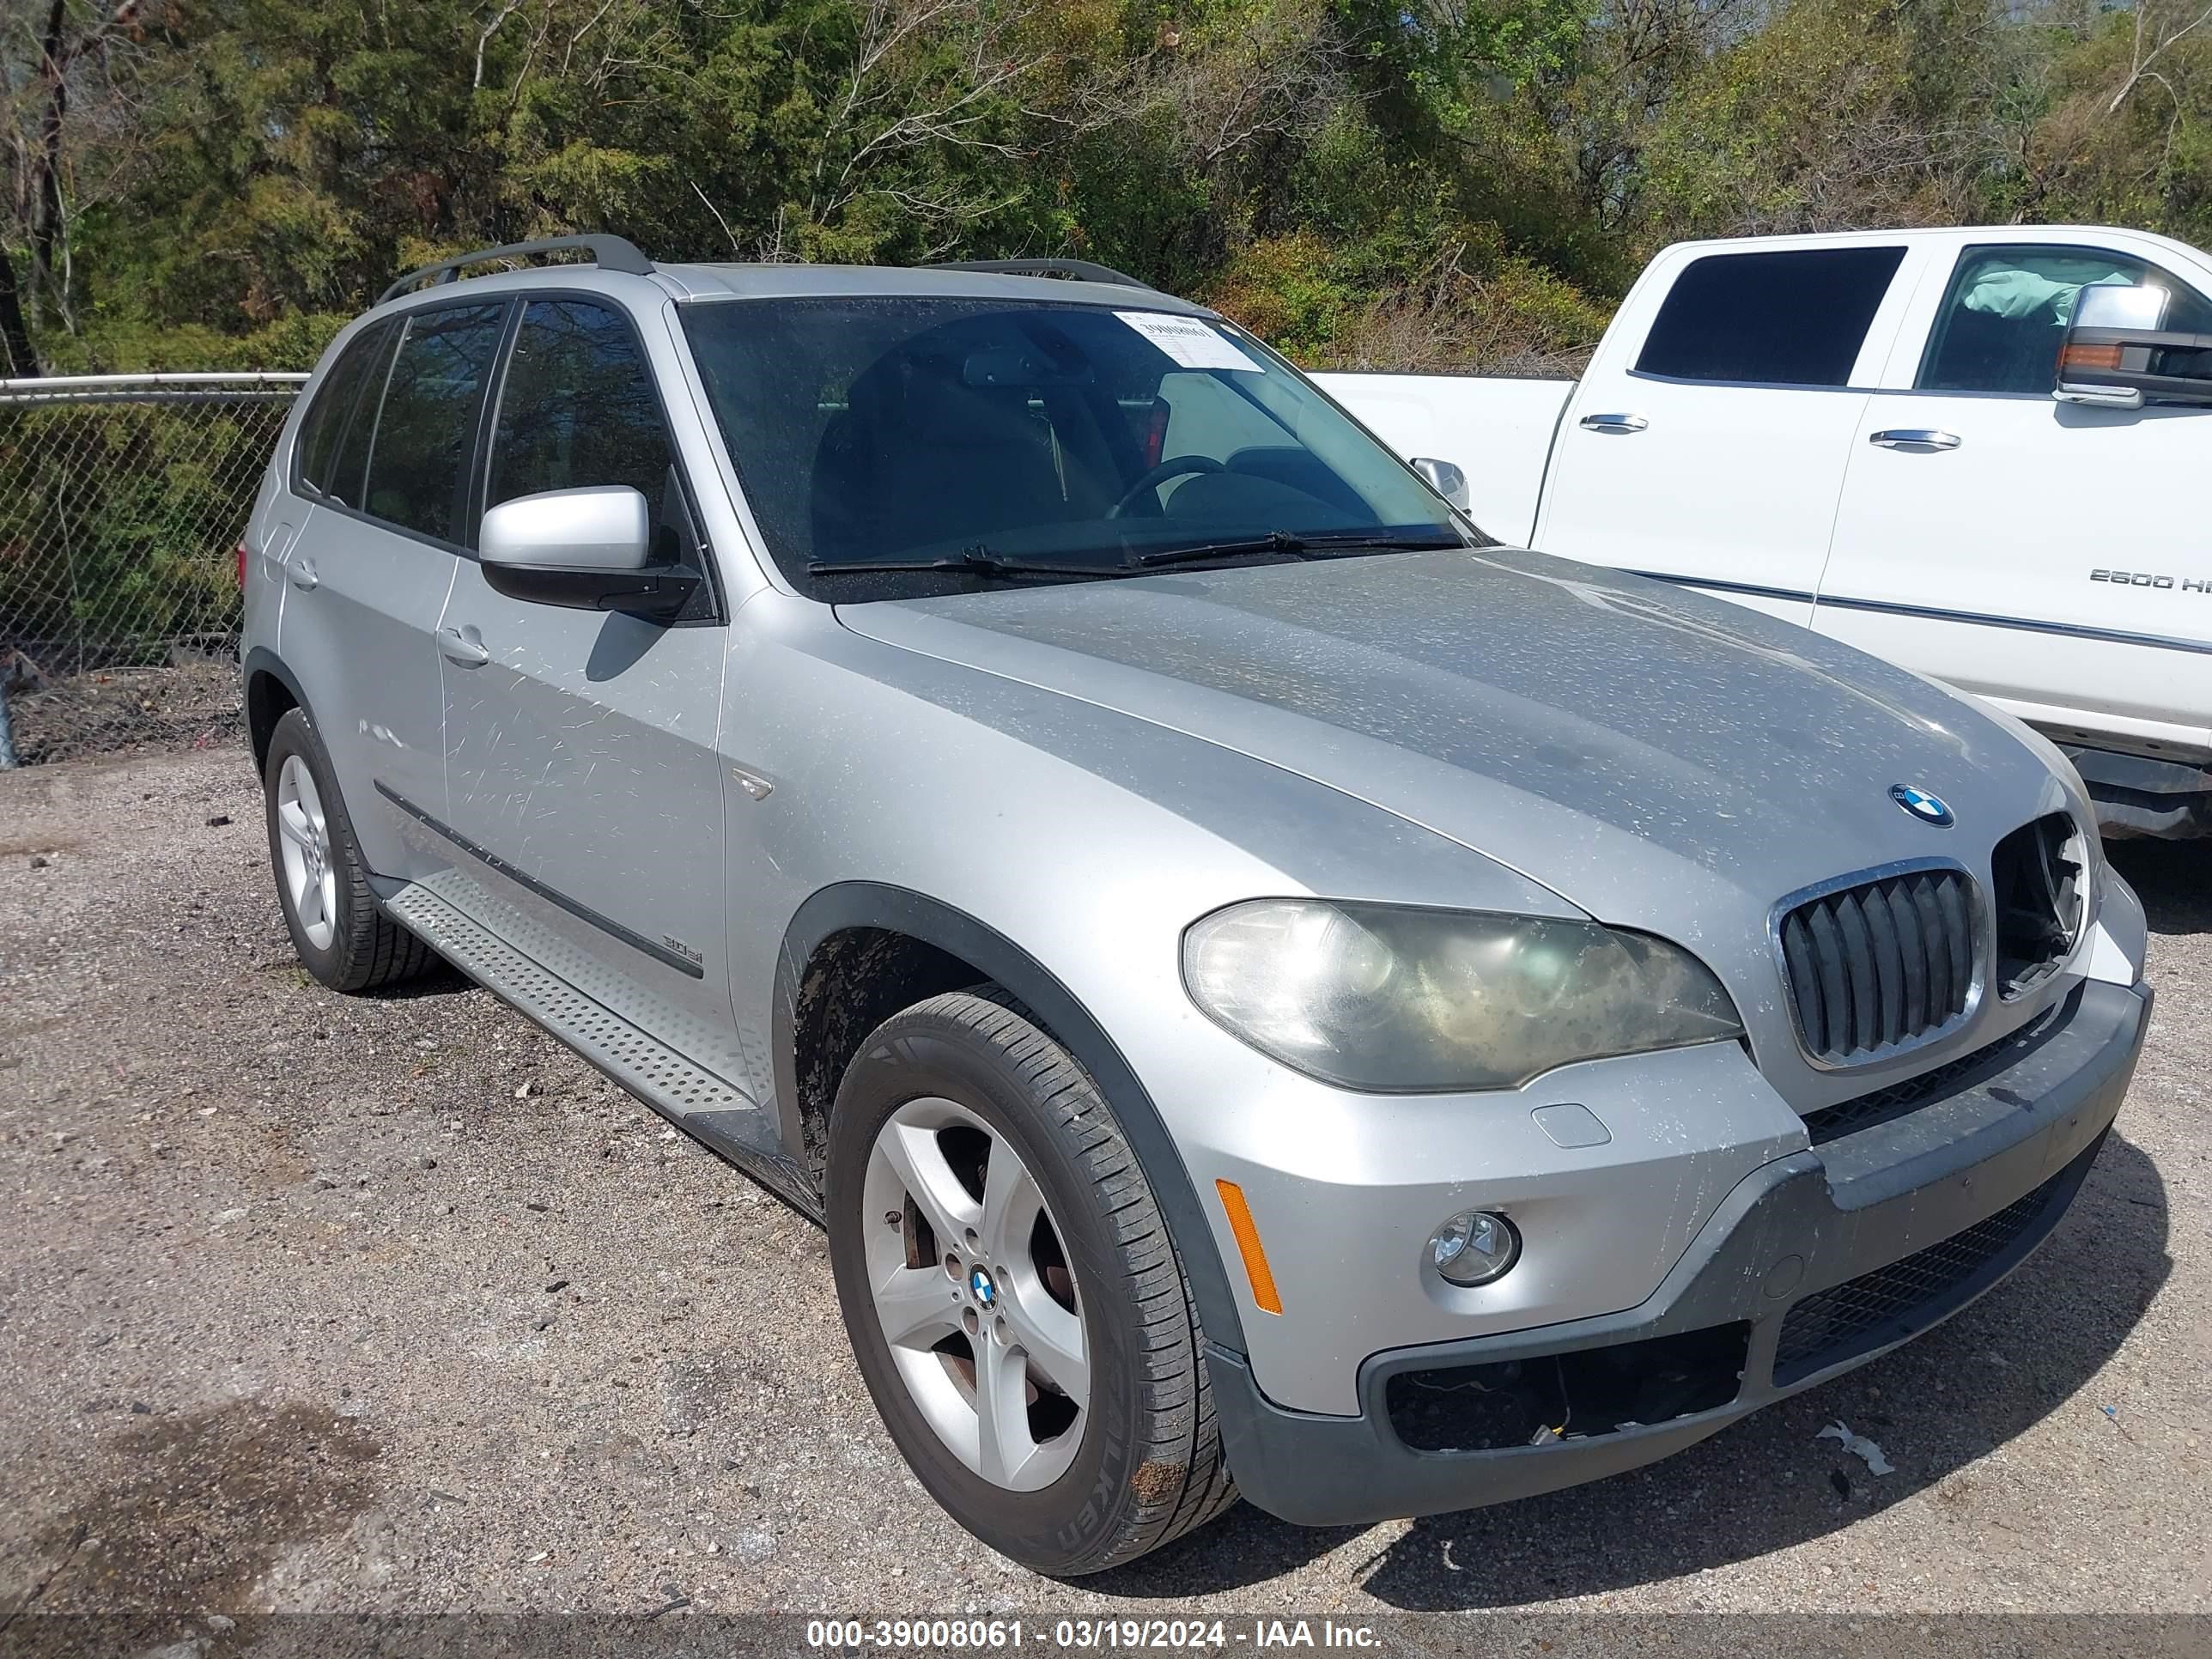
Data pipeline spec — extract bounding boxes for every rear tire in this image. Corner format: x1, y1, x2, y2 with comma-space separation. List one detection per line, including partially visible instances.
262, 708, 436, 994
826, 988, 1237, 1575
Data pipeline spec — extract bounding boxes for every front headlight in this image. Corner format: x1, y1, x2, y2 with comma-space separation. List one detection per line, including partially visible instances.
1182, 899, 1743, 1092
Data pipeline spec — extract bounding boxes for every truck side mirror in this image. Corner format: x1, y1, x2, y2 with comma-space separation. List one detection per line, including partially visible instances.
1411, 456, 1470, 511
2057, 283, 2212, 410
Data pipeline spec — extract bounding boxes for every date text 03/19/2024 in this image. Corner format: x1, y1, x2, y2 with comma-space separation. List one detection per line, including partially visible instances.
804, 1619, 1384, 1650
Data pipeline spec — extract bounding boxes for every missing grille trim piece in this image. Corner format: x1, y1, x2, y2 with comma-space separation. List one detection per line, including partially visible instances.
1992, 811, 2084, 1000
1384, 1324, 1751, 1454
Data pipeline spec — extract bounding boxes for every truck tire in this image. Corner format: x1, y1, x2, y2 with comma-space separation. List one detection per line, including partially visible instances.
261, 707, 436, 994
825, 988, 1238, 1575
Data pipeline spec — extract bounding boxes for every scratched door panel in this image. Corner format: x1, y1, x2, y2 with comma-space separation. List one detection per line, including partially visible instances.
435, 564, 744, 1083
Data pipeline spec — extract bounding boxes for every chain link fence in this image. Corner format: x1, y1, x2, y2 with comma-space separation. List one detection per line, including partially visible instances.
0, 373, 305, 768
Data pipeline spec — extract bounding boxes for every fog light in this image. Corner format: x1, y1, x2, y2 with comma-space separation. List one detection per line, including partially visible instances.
1430, 1210, 1520, 1286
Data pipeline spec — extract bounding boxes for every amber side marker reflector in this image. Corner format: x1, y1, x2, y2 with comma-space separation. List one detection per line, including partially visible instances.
1215, 1179, 1282, 1315
2061, 343, 2125, 373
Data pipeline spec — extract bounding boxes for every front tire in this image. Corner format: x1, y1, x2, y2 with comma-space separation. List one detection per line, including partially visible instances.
262, 708, 435, 994
826, 989, 1237, 1574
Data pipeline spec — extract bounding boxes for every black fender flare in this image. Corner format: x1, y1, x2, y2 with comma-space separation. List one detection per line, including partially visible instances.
774, 881, 1249, 1360
241, 646, 321, 771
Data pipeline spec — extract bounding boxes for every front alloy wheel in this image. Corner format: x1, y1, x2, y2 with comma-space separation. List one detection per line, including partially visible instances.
863, 1095, 1089, 1491
825, 989, 1238, 1573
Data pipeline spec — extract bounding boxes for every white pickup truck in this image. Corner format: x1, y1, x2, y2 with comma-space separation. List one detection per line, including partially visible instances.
1318, 225, 2212, 837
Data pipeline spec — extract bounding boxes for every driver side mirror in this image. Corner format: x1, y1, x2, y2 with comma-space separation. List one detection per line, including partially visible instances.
2056, 284, 2212, 410
478, 485, 700, 621
1411, 456, 1470, 511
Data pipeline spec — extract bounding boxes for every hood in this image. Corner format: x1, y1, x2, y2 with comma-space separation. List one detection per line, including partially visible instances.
835, 547, 2075, 964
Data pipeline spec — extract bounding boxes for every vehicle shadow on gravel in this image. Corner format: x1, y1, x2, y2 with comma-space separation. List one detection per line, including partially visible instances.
2106, 840, 2212, 935
359, 961, 476, 1000
1097, 1133, 2169, 1604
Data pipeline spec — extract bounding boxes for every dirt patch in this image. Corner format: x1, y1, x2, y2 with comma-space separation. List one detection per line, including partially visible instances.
5, 660, 243, 767
0, 832, 83, 860
17, 1401, 380, 1615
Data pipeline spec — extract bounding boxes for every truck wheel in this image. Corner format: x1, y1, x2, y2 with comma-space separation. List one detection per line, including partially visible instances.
825, 989, 1237, 1575
262, 708, 436, 994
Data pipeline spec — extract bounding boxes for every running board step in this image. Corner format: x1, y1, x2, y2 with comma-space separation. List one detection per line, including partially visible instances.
381, 879, 820, 1218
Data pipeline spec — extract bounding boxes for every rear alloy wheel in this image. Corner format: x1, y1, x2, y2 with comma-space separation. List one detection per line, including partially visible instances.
826, 989, 1238, 1574
261, 707, 437, 994
273, 752, 337, 952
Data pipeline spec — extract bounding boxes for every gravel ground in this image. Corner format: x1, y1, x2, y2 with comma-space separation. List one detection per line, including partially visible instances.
2, 746, 2207, 1633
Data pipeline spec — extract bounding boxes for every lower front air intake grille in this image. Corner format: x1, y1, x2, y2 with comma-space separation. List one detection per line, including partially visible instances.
1772, 1171, 2062, 1384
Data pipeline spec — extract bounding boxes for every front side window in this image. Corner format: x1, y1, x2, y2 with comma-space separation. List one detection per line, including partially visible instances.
1918, 245, 2212, 395
678, 296, 1471, 598
359, 302, 507, 542
488, 299, 676, 521
296, 320, 390, 502
1635, 246, 1907, 387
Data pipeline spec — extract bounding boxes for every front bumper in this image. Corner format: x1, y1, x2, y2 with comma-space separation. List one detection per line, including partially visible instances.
1212, 975, 2150, 1527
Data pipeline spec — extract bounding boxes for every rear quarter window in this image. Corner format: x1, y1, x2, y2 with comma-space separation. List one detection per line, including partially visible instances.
1635, 246, 1907, 387
295, 321, 392, 501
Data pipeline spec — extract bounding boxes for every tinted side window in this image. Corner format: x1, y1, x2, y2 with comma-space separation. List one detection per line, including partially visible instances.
489, 300, 673, 520
1635, 246, 1907, 386
1918, 245, 2212, 395
297, 320, 391, 503
359, 303, 507, 541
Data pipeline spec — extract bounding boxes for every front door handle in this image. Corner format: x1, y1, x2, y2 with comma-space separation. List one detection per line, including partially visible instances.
1869, 428, 1962, 451
1578, 412, 1649, 434
287, 557, 319, 592
438, 624, 490, 668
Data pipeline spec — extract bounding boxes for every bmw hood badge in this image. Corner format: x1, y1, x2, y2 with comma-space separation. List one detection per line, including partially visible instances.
1890, 784, 1955, 827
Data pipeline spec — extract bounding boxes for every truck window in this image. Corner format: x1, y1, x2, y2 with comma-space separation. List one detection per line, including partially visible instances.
1918, 245, 2212, 396
1634, 246, 1906, 387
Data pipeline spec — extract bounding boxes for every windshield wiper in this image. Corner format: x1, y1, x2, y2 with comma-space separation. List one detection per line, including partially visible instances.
809, 546, 1128, 580
811, 530, 1472, 583
1130, 529, 1468, 569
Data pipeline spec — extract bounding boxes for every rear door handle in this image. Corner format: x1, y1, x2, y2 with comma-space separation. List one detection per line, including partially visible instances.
1869, 428, 1962, 451
1579, 413, 1649, 434
438, 624, 490, 668
287, 557, 318, 592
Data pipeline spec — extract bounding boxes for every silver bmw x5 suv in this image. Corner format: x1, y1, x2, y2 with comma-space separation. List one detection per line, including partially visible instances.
240, 234, 2152, 1573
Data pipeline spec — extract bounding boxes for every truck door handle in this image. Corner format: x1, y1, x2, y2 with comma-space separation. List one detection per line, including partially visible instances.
1578, 413, 1649, 434
438, 625, 490, 668
287, 557, 318, 592
1869, 428, 1962, 451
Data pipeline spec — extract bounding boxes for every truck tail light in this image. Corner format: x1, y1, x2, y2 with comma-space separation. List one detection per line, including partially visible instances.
235, 540, 249, 586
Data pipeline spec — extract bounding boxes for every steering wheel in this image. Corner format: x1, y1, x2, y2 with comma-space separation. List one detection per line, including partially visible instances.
1107, 454, 1225, 519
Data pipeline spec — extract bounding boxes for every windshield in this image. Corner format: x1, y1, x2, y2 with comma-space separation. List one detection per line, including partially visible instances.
678, 296, 1477, 598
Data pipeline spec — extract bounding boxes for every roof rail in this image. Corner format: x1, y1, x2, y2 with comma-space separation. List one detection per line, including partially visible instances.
932, 258, 1154, 291
378, 234, 653, 305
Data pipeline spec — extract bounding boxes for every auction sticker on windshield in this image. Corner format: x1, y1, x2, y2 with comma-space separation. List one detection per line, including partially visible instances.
1117, 310, 1263, 371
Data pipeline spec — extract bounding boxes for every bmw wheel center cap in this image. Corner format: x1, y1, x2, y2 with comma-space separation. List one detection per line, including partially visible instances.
969, 1266, 999, 1309
1890, 784, 1955, 827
